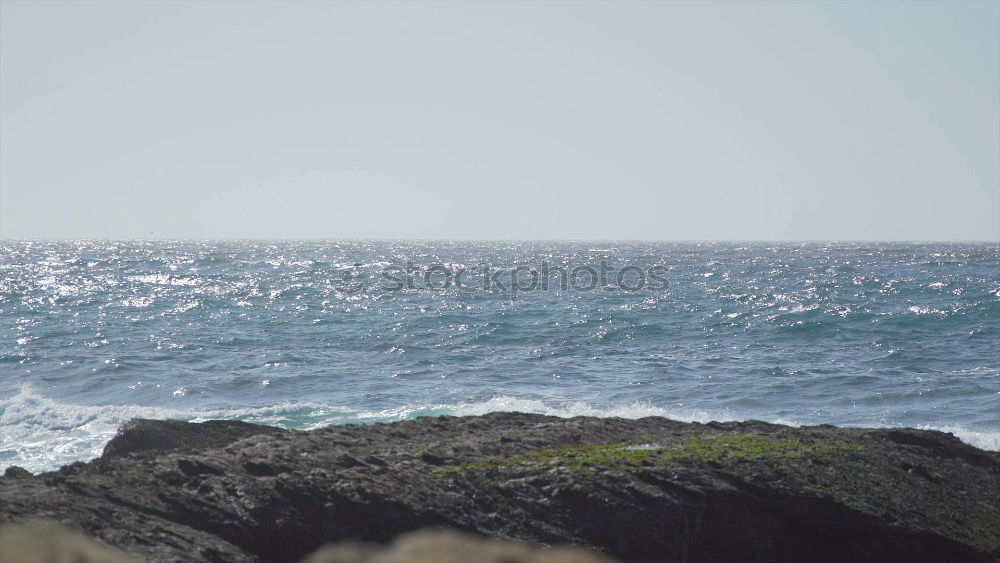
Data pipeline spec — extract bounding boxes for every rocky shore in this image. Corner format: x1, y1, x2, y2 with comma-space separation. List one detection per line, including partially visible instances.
1, 413, 998, 562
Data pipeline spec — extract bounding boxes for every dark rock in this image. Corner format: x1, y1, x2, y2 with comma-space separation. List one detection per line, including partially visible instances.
177, 458, 227, 477
1, 413, 997, 562
2, 466, 32, 479
101, 418, 289, 458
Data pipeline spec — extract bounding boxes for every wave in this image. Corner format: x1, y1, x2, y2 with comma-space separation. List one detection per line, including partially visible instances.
1, 385, 997, 474
0, 386, 355, 474
915, 424, 1000, 452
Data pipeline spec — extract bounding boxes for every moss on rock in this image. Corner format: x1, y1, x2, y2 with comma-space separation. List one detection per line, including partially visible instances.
440, 433, 862, 476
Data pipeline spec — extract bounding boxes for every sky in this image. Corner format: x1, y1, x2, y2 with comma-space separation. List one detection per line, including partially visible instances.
0, 0, 997, 241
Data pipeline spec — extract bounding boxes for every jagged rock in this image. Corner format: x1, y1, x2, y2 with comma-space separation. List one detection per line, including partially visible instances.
301, 529, 616, 563
2, 466, 32, 479
1, 413, 997, 562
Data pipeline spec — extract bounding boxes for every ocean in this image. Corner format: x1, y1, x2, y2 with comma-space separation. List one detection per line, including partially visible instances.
1, 240, 997, 473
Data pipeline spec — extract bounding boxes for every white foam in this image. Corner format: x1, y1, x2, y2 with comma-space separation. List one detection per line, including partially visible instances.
447, 395, 731, 423
0, 386, 185, 473
916, 424, 1000, 452
0, 385, 351, 473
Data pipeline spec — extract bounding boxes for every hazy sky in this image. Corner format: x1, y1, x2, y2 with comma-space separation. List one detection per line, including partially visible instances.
1, 1, 997, 240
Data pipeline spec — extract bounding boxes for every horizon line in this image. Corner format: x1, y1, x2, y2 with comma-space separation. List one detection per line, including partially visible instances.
1, 237, 997, 244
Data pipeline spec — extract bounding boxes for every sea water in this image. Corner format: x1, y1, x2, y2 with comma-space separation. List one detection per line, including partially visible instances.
1, 240, 997, 472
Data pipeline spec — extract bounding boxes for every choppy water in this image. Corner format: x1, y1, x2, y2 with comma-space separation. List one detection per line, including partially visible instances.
1, 240, 998, 472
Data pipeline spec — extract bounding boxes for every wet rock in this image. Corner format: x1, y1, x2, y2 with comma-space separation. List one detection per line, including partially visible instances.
1, 413, 997, 562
